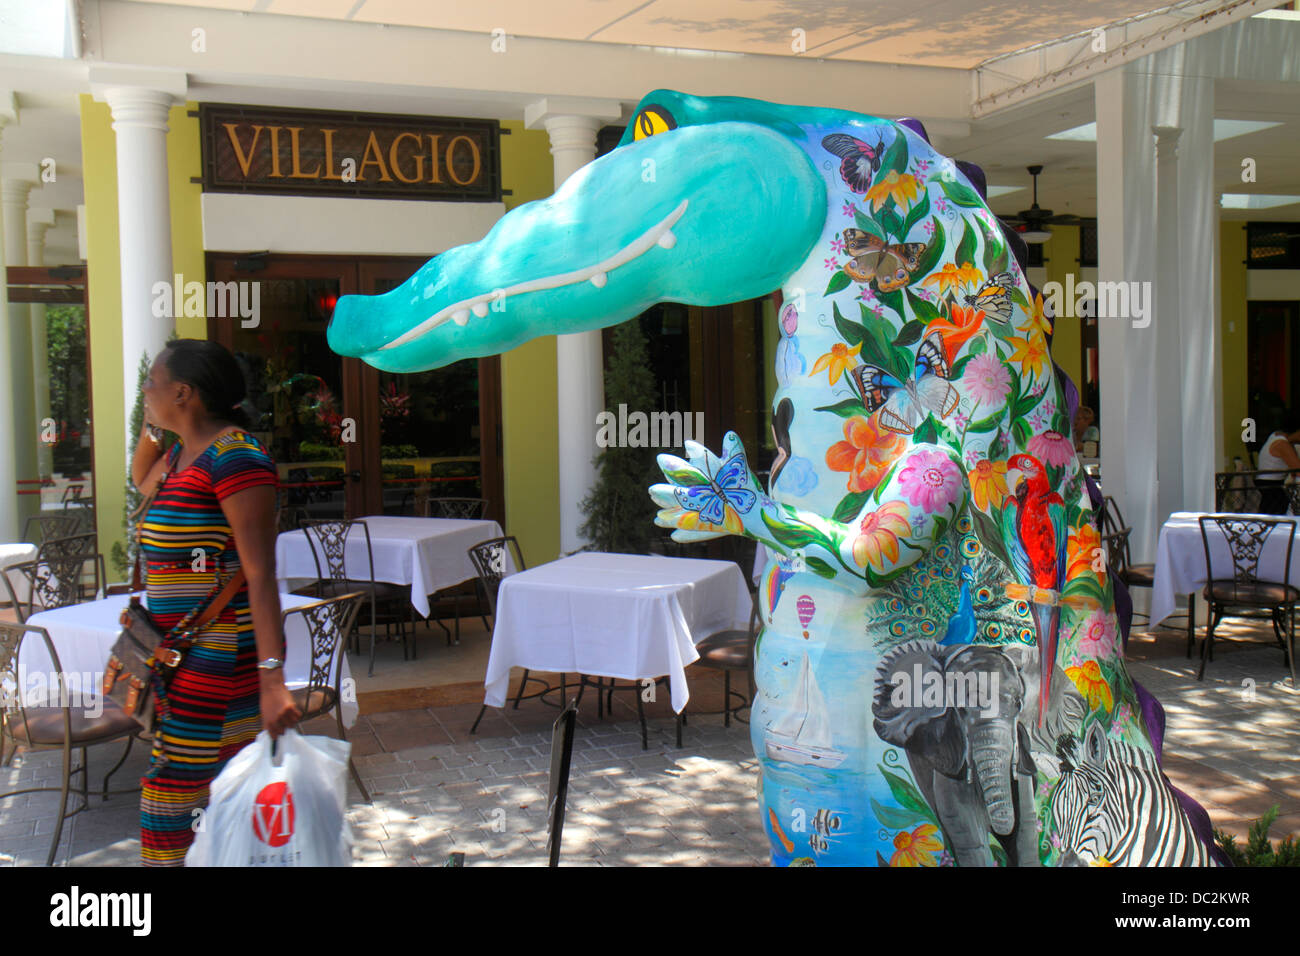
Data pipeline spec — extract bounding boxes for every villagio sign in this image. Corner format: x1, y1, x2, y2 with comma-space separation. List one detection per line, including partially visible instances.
198, 104, 502, 201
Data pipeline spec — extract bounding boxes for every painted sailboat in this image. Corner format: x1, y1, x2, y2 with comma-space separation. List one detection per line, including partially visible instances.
765, 652, 846, 768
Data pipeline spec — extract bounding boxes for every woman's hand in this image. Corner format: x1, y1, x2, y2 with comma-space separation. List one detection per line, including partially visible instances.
260, 673, 301, 738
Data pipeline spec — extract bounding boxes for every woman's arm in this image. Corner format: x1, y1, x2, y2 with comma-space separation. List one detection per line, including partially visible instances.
1268, 436, 1300, 471
131, 423, 168, 495
220, 483, 300, 737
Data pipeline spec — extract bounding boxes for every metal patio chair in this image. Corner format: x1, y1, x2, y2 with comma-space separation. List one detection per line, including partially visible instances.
424, 497, 488, 520
1, 533, 105, 622
675, 588, 762, 746
546, 699, 578, 867
0, 622, 142, 865
1197, 515, 1298, 687
22, 514, 80, 547
281, 591, 371, 802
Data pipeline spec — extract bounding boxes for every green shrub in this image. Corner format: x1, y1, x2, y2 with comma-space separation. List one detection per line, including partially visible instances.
1215, 805, 1300, 866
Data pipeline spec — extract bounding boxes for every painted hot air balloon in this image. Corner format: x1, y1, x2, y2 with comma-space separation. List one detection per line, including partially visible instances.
796, 594, 815, 639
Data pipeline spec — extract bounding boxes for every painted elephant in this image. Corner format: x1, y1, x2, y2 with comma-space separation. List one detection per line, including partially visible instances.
872, 640, 1083, 866
328, 89, 1220, 866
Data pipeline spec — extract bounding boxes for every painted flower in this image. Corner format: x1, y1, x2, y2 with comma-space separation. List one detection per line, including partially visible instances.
898, 450, 963, 514
1007, 329, 1048, 379
969, 459, 1009, 511
952, 411, 969, 431
1020, 289, 1053, 337
961, 354, 1012, 405
851, 500, 912, 571
926, 304, 984, 363
1065, 659, 1114, 711
1066, 523, 1103, 583
826, 416, 905, 493
864, 169, 922, 213
923, 261, 982, 295
922, 219, 935, 237
830, 236, 846, 255
1077, 609, 1117, 660
810, 341, 862, 385
1028, 430, 1074, 467
824, 257, 841, 271
842, 200, 857, 219
857, 285, 877, 303
889, 823, 943, 867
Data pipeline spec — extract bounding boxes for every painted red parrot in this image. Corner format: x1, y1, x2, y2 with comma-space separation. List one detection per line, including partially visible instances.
1001, 453, 1067, 725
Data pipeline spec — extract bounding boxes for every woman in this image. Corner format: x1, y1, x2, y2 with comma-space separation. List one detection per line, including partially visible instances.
1254, 413, 1300, 515
130, 338, 299, 866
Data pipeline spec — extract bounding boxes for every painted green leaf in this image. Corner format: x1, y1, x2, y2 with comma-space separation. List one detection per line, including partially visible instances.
1012, 417, 1032, 448
894, 319, 924, 347
880, 205, 905, 241
853, 207, 886, 239
968, 335, 987, 357
881, 130, 909, 176
912, 219, 945, 279
880, 768, 938, 824
833, 490, 872, 524
970, 506, 1011, 566
901, 191, 931, 240
913, 416, 939, 446
1009, 286, 1030, 309
825, 270, 851, 296
955, 221, 977, 271
814, 398, 864, 419
832, 301, 865, 348
905, 290, 942, 325
1051, 411, 1070, 434
762, 511, 821, 550
804, 555, 837, 580
941, 179, 984, 209
663, 465, 710, 487
874, 287, 905, 321
871, 797, 931, 832
988, 432, 1009, 462
950, 354, 974, 380
965, 413, 1003, 434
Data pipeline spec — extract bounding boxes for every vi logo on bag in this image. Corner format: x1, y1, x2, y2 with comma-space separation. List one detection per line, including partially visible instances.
253, 782, 295, 848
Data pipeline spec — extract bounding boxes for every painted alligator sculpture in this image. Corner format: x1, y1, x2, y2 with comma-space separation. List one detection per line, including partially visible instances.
329, 90, 1221, 867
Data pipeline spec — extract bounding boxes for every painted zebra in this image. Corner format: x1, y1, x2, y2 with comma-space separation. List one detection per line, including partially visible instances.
1049, 723, 1215, 867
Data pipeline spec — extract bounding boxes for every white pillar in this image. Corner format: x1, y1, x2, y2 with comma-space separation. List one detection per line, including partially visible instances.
525, 97, 623, 554
27, 210, 54, 480
2, 166, 40, 534
0, 99, 19, 540
1095, 67, 1159, 560
98, 85, 179, 441
1153, 126, 1183, 529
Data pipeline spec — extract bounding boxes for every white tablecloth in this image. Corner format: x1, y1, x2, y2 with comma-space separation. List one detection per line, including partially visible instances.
275, 516, 504, 617
1150, 511, 1300, 625
484, 552, 753, 712
1, 543, 38, 604
17, 591, 358, 727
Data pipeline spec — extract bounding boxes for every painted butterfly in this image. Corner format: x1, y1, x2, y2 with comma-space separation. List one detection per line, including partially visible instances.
672, 451, 758, 529
964, 272, 1016, 324
849, 331, 958, 435
822, 133, 886, 193
842, 229, 929, 294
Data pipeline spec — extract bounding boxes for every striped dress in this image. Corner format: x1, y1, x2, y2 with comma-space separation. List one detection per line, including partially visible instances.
138, 430, 278, 866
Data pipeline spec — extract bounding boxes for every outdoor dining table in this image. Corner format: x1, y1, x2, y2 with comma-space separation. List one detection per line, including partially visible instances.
482, 551, 753, 713
16, 590, 358, 726
0, 542, 38, 603
275, 515, 504, 617
1150, 511, 1300, 626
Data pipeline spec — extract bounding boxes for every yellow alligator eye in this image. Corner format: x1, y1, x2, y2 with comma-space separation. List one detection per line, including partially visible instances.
634, 105, 677, 141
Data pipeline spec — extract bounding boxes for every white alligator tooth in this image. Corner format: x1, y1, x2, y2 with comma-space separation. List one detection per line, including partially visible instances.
590, 272, 607, 288
657, 230, 677, 249
452, 309, 470, 326
471, 302, 489, 317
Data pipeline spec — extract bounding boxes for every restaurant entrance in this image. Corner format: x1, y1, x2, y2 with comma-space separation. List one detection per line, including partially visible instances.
207, 253, 503, 526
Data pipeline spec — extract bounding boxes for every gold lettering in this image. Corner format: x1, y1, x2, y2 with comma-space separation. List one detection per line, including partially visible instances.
427, 134, 442, 183
445, 135, 481, 186
287, 127, 321, 179
222, 123, 264, 178
268, 126, 283, 178
357, 131, 392, 182
320, 129, 344, 181
388, 131, 424, 184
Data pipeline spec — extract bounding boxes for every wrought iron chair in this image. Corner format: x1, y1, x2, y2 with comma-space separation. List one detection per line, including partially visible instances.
467, 536, 549, 733
281, 591, 371, 802
674, 583, 762, 747
1, 533, 105, 622
1213, 469, 1295, 514
0, 621, 142, 865
424, 497, 488, 520
300, 519, 414, 678
1197, 515, 1298, 686
22, 514, 80, 546
546, 698, 578, 867
1099, 497, 1157, 624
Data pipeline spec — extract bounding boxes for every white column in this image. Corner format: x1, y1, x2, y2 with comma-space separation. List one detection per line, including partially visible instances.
27, 210, 54, 480
2, 166, 40, 534
99, 86, 179, 441
0, 99, 19, 540
1095, 67, 1159, 560
525, 97, 623, 554
1153, 126, 1183, 529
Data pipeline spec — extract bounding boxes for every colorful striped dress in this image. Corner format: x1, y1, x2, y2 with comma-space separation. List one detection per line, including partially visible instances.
138, 430, 278, 866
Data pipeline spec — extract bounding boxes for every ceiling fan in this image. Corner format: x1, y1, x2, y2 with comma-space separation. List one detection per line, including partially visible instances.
1003, 165, 1080, 243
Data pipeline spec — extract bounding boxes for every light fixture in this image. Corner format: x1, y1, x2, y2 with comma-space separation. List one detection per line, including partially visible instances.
1018, 227, 1052, 244
1220, 193, 1300, 209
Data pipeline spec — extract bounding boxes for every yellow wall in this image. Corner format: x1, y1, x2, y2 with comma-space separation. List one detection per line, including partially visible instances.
498, 119, 561, 563
83, 95, 208, 572
1221, 221, 1248, 464
1043, 227, 1083, 398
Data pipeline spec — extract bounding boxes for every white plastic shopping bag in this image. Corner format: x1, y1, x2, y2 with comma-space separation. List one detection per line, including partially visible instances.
186, 729, 353, 866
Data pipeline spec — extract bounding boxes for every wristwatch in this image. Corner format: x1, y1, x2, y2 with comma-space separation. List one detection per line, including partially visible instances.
257, 657, 285, 671
145, 424, 164, 446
